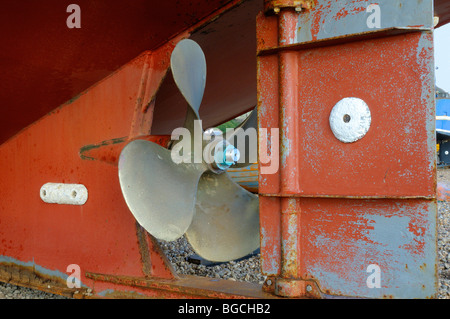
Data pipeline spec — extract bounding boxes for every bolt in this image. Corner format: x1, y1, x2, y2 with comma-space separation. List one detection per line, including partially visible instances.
225, 147, 240, 164
273, 7, 280, 14
295, 6, 302, 12
306, 284, 312, 292
207, 141, 240, 173
343, 114, 351, 123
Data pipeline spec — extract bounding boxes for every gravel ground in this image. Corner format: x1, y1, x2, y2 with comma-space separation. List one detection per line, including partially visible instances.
436, 167, 450, 299
1, 168, 449, 299
157, 237, 265, 284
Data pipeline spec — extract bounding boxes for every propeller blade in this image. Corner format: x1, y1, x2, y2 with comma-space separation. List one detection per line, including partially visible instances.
171, 39, 207, 118
235, 107, 258, 132
118, 139, 206, 241
227, 107, 258, 168
185, 172, 260, 262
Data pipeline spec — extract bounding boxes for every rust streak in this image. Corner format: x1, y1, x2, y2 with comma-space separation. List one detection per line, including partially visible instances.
85, 272, 272, 299
0, 262, 90, 298
135, 222, 152, 278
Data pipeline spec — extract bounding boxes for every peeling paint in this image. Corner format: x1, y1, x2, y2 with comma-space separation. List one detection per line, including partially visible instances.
296, 0, 433, 44
0, 255, 72, 283
416, 31, 437, 174
304, 200, 437, 298
257, 0, 437, 299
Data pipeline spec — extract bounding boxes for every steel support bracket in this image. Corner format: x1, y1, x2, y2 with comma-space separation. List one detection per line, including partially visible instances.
275, 277, 322, 298
264, 0, 314, 15
257, 0, 437, 299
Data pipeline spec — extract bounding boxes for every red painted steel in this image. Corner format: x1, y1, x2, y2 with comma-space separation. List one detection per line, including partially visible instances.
257, 3, 437, 298
0, 0, 447, 299
0, 43, 178, 296
259, 34, 436, 198
0, 0, 236, 145
2, 0, 447, 145
0, 0, 270, 299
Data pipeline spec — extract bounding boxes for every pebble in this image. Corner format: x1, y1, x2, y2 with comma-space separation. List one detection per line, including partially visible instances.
1, 168, 450, 299
0, 282, 67, 299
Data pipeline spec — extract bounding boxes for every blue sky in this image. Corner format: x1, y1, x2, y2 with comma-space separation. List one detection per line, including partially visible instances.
435, 23, 450, 93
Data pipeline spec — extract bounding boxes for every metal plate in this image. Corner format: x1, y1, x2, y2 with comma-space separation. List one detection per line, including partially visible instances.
259, 32, 435, 198
257, 3, 437, 299
259, 197, 437, 298
296, 0, 433, 43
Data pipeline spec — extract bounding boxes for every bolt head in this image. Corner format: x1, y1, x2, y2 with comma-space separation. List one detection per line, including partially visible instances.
225, 147, 240, 164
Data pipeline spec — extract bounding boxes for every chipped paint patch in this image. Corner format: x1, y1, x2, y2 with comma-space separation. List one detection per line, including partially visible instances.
416, 31, 437, 174
304, 199, 437, 298
0, 255, 72, 283
296, 0, 433, 44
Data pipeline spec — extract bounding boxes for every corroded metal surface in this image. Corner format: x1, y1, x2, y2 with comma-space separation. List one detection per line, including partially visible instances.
0, 38, 182, 297
295, 0, 433, 44
257, 2, 437, 298
259, 33, 436, 198
85, 272, 272, 299
0, 0, 268, 299
264, 0, 314, 14
0, 0, 445, 299
0, 260, 90, 298
227, 163, 259, 193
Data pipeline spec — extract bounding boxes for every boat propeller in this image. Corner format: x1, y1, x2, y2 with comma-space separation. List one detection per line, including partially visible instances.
118, 39, 259, 262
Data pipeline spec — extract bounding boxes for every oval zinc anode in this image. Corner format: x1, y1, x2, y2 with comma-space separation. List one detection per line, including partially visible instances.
40, 183, 88, 205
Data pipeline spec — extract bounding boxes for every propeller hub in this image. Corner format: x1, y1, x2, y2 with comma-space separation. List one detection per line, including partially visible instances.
212, 142, 240, 171
224, 146, 240, 164
222, 145, 241, 167
204, 139, 240, 173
